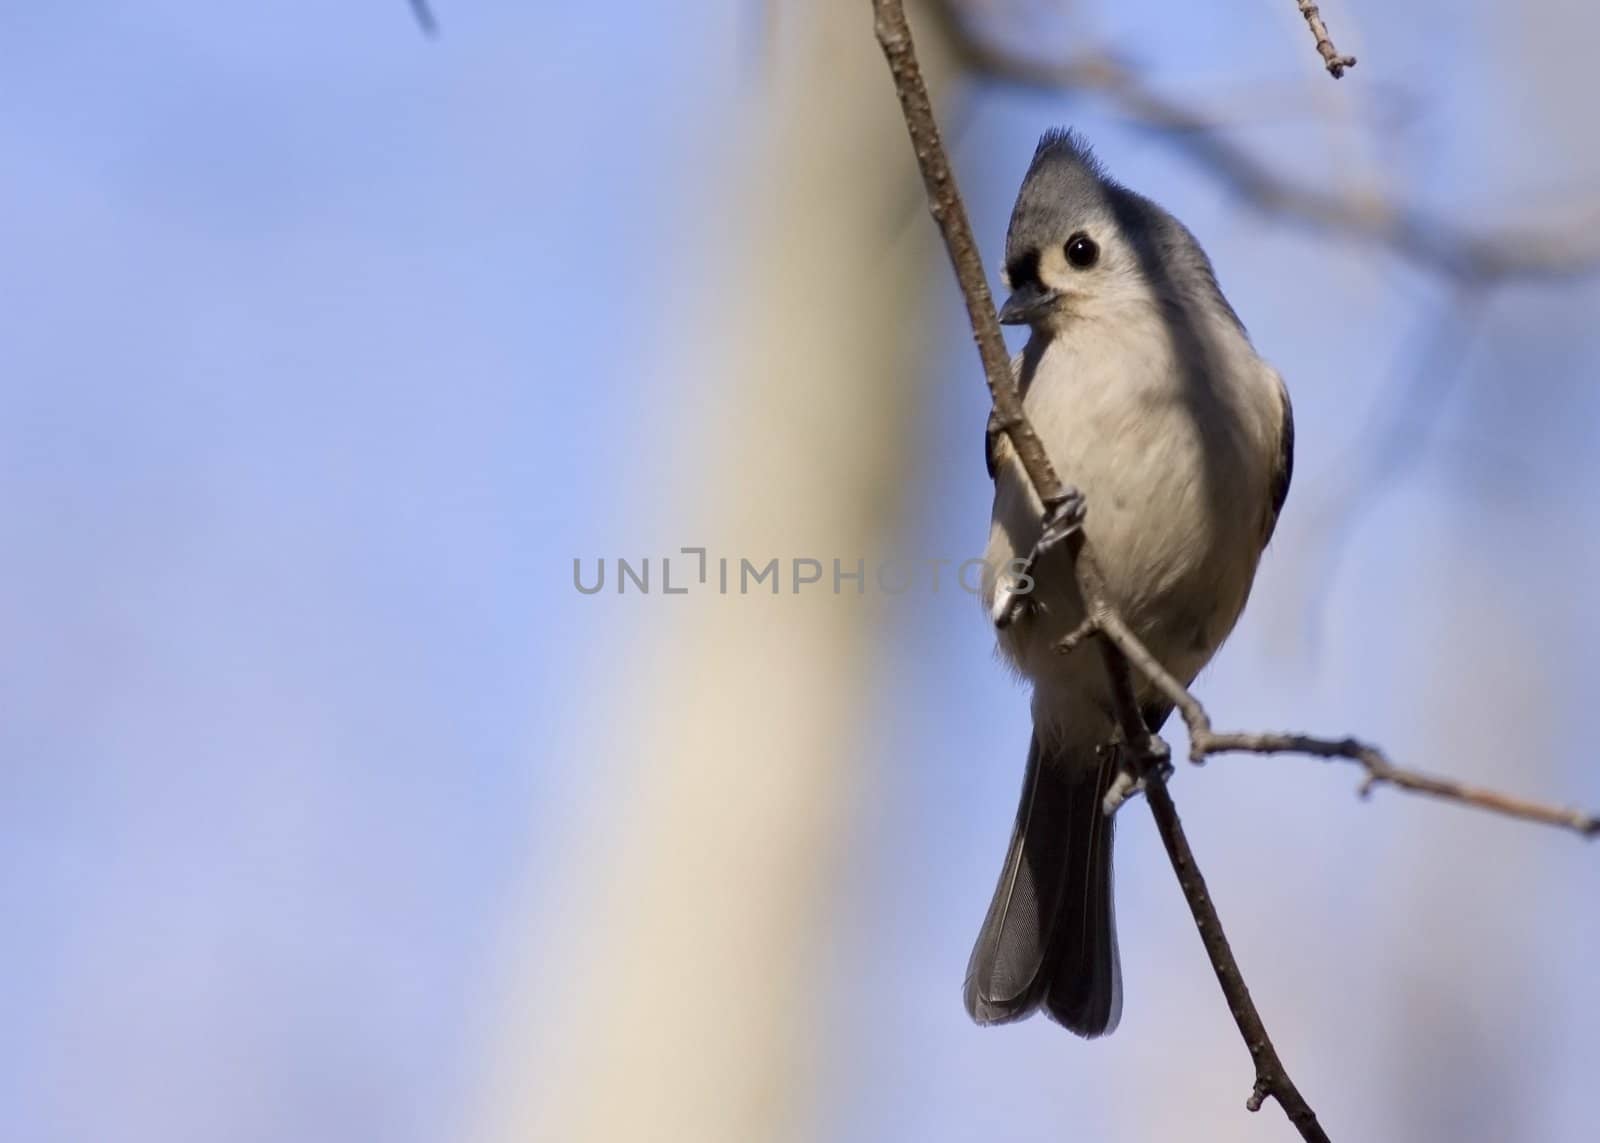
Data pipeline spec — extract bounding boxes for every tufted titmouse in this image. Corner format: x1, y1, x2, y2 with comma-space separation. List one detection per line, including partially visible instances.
966, 130, 1294, 1037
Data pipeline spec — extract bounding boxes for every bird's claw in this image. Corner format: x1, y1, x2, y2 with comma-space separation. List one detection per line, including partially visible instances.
991, 488, 1087, 631
1036, 489, 1087, 556
1101, 734, 1175, 816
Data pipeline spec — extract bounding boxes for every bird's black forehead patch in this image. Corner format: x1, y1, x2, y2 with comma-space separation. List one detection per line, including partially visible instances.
1006, 248, 1041, 289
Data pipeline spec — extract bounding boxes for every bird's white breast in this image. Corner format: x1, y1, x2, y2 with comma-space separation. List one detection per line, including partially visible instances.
984, 303, 1280, 730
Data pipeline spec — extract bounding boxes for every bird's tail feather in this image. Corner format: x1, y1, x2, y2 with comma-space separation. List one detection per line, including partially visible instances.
964, 731, 1122, 1037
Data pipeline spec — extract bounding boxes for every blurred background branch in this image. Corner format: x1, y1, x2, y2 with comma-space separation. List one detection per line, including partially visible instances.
930, 0, 1600, 283
407, 0, 438, 38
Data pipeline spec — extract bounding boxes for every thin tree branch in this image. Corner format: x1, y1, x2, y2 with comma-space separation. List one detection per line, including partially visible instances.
1141, 776, 1328, 1130
1295, 0, 1356, 78
1077, 607, 1600, 839
1090, 615, 1331, 1141
1203, 732, 1600, 838
870, 3, 1330, 1138
869, 1, 1069, 516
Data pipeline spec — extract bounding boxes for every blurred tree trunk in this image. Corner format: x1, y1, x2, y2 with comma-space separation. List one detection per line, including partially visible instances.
473, 4, 952, 1141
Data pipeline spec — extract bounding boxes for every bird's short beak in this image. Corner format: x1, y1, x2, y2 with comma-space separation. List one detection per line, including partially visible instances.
998, 282, 1062, 325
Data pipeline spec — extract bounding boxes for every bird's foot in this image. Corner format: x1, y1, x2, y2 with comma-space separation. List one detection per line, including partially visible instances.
1036, 488, 1087, 556
991, 489, 1086, 631
1102, 734, 1175, 816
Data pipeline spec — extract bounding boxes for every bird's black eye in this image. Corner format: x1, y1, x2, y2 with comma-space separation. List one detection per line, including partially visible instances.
1065, 233, 1099, 269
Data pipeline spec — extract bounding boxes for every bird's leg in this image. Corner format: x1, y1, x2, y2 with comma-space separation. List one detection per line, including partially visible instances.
991, 489, 1087, 630
1101, 733, 1175, 816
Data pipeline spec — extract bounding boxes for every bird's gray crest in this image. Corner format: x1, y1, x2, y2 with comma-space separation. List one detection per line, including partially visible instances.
1028, 128, 1108, 183
1004, 127, 1245, 332
1006, 128, 1121, 265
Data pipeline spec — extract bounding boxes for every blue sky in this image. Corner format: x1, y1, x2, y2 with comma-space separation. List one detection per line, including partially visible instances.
4, 4, 1599, 1142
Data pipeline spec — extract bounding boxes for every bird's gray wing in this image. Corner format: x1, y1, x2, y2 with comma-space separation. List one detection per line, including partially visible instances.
1262, 374, 1294, 547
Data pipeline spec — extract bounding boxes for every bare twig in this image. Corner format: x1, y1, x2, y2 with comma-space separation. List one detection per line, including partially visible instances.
1295, 0, 1356, 78
1080, 608, 1600, 840
1201, 732, 1600, 838
870, 3, 1330, 1138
